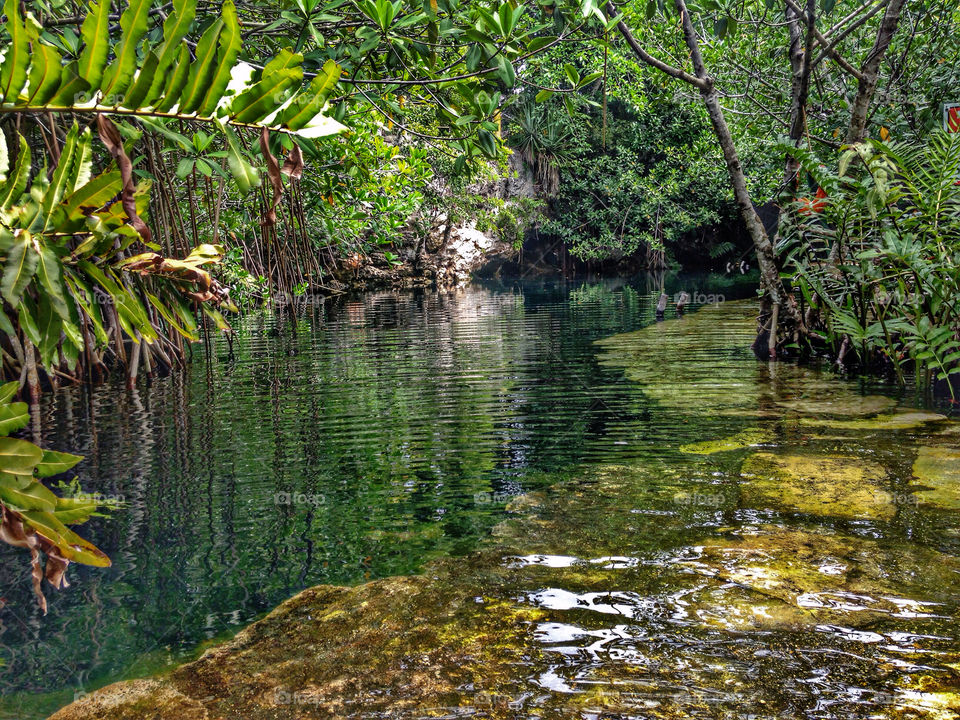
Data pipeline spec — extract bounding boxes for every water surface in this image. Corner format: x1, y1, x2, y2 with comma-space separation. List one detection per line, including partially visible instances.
4, 276, 958, 719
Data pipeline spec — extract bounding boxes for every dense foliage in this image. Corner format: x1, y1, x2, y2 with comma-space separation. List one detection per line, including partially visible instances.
782, 133, 960, 391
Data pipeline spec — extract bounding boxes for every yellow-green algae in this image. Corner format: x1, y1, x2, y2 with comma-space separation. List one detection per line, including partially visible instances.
50, 301, 960, 720
912, 446, 960, 510
778, 394, 898, 417
740, 451, 894, 520
679, 427, 773, 454
799, 411, 949, 431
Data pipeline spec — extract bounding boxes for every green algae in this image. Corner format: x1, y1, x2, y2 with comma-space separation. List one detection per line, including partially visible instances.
779, 394, 897, 417
740, 451, 895, 520
799, 411, 949, 431
912, 446, 960, 510
678, 427, 772, 454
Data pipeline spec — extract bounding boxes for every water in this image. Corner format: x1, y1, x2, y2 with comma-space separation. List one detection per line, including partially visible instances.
3, 276, 959, 719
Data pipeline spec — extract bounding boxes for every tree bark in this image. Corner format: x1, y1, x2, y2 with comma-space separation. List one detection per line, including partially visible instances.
846, 0, 908, 143
784, 0, 816, 190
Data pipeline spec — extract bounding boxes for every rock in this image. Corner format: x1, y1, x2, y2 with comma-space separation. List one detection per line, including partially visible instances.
679, 428, 772, 454
740, 452, 894, 520
912, 446, 960, 510
778, 395, 897, 417
799, 411, 948, 431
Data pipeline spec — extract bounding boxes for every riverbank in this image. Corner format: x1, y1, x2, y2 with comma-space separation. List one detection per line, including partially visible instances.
50, 300, 960, 720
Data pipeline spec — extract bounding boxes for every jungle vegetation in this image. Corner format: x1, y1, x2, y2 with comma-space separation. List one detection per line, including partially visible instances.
0, 0, 959, 605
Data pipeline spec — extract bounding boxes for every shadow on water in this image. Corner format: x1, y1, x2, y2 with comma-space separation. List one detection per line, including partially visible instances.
7, 274, 960, 719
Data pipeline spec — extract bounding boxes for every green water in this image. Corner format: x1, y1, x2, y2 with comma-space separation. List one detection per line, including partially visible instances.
3, 277, 960, 719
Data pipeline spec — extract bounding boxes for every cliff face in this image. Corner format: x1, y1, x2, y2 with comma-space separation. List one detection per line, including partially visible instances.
332, 154, 537, 292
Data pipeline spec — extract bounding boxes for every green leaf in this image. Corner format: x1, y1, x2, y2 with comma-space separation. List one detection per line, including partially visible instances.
198, 0, 244, 116
0, 132, 7, 184
59, 169, 122, 222
122, 50, 160, 109
77, 0, 111, 91
0, 0, 29, 103
535, 89, 553, 103
25, 42, 63, 105
19, 509, 111, 566
1, 230, 39, 305
36, 243, 72, 324
178, 18, 225, 114
154, 45, 193, 113
280, 59, 340, 130
0, 381, 19, 404
0, 401, 29, 435
35, 449, 83, 477
50, 61, 91, 106
0, 477, 58, 512
100, 0, 154, 100
144, 0, 198, 106
563, 63, 579, 87
223, 126, 261, 192
0, 136, 29, 207
0, 436, 43, 475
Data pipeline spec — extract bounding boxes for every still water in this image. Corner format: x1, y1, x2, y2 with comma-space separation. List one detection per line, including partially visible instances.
3, 275, 959, 719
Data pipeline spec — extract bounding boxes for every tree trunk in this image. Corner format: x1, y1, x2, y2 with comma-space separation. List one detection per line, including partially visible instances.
846, 0, 908, 143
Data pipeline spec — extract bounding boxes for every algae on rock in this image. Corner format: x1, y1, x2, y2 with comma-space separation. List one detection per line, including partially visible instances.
740, 452, 894, 520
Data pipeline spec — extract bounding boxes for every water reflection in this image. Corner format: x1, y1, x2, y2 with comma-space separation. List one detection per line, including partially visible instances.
0, 277, 748, 718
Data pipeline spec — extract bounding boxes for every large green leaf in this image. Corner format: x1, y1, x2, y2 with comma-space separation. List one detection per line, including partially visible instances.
19, 509, 111, 566
280, 59, 341, 130
198, 0, 243, 116
0, 476, 58, 513
36, 243, 72, 324
231, 70, 302, 124
77, 0, 111, 91
0, 436, 43, 475
1, 230, 39, 305
0, 135, 30, 208
154, 45, 193, 113
0, 401, 29, 435
144, 0, 198, 106
25, 42, 63, 105
36, 449, 83, 477
178, 18, 225, 114
0, 0, 28, 102
59, 169, 123, 223
100, 0, 154, 100
122, 50, 160, 109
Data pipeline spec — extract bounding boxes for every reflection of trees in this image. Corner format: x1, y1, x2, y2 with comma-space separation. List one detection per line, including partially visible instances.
0, 282, 665, 715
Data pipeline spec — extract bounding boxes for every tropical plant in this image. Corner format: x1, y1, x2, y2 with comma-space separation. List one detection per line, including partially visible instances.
0, 380, 110, 613
0, 0, 350, 390
780, 132, 960, 395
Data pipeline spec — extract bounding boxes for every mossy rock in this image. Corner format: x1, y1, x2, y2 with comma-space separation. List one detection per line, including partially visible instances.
779, 395, 897, 417
679, 427, 772, 454
912, 447, 960, 510
740, 451, 894, 520
799, 411, 948, 431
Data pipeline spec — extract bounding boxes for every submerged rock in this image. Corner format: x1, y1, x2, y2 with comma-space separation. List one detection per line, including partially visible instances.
799, 411, 948, 431
740, 452, 894, 520
912, 447, 960, 510
779, 395, 897, 417
679, 427, 772, 454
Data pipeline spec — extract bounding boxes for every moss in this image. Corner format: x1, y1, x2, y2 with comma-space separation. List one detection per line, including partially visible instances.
740, 451, 894, 520
778, 395, 897, 417
679, 427, 772, 454
911, 447, 960, 510
799, 411, 948, 431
